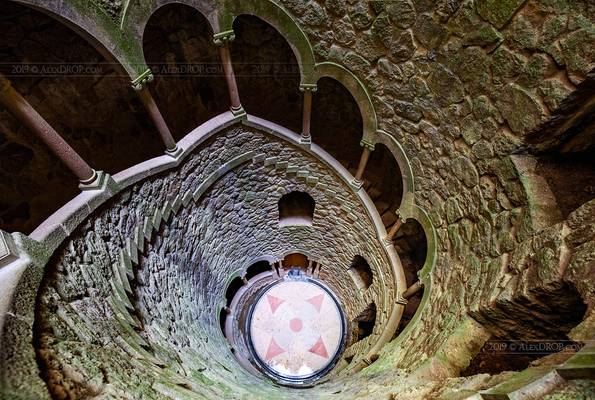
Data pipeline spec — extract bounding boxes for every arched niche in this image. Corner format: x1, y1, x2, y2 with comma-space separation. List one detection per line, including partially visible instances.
347, 256, 373, 291
392, 219, 427, 336
278, 191, 315, 227
11, 0, 143, 77
230, 15, 302, 132
0, 1, 163, 234
282, 253, 309, 270
311, 77, 363, 174
142, 4, 229, 139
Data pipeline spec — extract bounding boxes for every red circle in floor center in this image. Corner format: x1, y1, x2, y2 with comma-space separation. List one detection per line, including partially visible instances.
289, 318, 303, 332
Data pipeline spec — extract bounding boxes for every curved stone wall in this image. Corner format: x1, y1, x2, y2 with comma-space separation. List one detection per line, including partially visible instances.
34, 123, 398, 398
0, 0, 593, 399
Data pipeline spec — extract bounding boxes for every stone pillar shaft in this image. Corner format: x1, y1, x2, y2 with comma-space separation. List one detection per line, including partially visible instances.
353, 146, 372, 185
403, 281, 424, 299
0, 75, 95, 183
302, 91, 312, 141
218, 45, 242, 112
137, 88, 177, 151
385, 219, 404, 242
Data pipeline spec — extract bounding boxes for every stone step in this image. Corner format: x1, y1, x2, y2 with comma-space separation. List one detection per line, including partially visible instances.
556, 344, 595, 380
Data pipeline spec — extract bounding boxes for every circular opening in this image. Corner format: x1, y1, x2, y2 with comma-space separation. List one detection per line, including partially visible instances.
246, 271, 347, 386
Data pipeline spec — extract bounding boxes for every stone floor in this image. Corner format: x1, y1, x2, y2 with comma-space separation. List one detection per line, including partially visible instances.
249, 279, 345, 380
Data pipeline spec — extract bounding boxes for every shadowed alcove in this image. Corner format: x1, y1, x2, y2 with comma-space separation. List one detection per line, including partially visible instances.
143, 4, 229, 139
231, 15, 302, 132
0, 1, 163, 233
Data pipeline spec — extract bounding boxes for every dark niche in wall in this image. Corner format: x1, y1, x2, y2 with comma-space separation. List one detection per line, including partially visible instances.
351, 303, 377, 344
365, 143, 404, 229
278, 191, 315, 227
245, 260, 272, 281
225, 276, 245, 307
347, 255, 373, 290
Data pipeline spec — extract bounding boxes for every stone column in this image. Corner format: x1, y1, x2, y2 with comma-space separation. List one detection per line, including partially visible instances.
300, 83, 317, 144
403, 281, 424, 299
131, 69, 181, 157
383, 214, 405, 244
0, 74, 97, 185
214, 30, 244, 117
352, 140, 375, 189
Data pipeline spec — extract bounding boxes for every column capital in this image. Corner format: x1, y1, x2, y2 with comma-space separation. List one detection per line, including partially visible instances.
360, 138, 375, 151
299, 83, 318, 92
131, 68, 154, 91
213, 30, 236, 46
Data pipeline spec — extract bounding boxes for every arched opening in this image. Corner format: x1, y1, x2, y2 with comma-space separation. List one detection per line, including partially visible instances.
245, 260, 272, 281
225, 276, 245, 307
231, 15, 302, 132
365, 143, 404, 229
311, 77, 363, 174
347, 255, 373, 290
0, 2, 163, 234
278, 191, 315, 227
282, 253, 309, 270
143, 4, 229, 139
393, 219, 427, 336
351, 303, 376, 344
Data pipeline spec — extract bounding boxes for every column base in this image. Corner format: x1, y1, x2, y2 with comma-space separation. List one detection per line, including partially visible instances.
351, 179, 364, 190
299, 135, 312, 146
231, 105, 246, 118
396, 294, 408, 306
382, 236, 394, 246
79, 170, 117, 192
165, 145, 183, 159
79, 170, 105, 191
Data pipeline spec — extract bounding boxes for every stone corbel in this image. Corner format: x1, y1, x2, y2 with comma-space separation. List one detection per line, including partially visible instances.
213, 30, 236, 46
131, 68, 155, 91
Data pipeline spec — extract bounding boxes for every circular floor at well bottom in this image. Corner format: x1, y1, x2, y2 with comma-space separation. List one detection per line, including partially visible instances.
247, 275, 347, 385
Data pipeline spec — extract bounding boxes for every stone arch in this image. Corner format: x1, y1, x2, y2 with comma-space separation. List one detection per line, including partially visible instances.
375, 130, 416, 216
124, 0, 220, 80
142, 3, 229, 138
348, 255, 373, 290
12, 0, 142, 78
314, 62, 378, 144
218, 0, 315, 84
389, 205, 437, 346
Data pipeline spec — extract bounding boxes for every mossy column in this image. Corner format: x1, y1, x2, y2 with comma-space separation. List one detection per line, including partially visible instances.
131, 70, 180, 157
214, 30, 244, 117
0, 74, 97, 185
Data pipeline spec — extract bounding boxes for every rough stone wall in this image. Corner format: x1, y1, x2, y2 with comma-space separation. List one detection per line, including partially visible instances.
276, 0, 595, 370
35, 124, 394, 398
